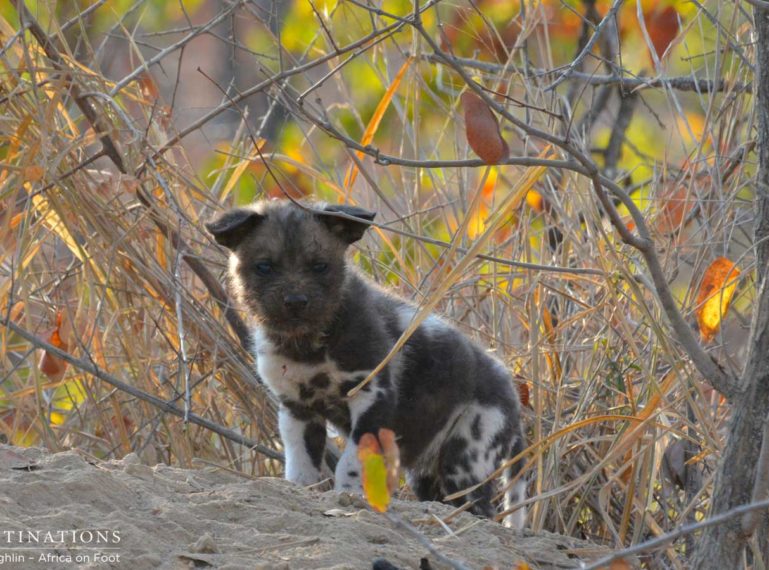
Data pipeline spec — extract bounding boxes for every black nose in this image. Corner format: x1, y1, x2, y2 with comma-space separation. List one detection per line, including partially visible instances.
283, 293, 309, 309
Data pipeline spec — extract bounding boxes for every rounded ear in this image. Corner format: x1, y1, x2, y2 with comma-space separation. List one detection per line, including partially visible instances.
205, 208, 264, 250
319, 204, 377, 245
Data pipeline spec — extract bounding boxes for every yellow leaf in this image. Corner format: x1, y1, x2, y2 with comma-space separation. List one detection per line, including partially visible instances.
358, 433, 391, 512
525, 190, 544, 213
344, 58, 412, 192
696, 257, 740, 341
156, 229, 168, 271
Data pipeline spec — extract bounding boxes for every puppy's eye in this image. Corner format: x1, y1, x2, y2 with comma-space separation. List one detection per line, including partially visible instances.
311, 262, 328, 274
255, 262, 273, 275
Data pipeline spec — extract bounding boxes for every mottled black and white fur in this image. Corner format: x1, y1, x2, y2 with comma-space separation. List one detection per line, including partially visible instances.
207, 200, 526, 527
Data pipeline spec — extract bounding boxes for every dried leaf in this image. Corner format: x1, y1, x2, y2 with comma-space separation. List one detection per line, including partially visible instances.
462, 91, 509, 164
139, 71, 160, 101
518, 381, 531, 408
657, 184, 694, 234
610, 558, 632, 570
9, 212, 24, 230
696, 257, 740, 341
323, 509, 356, 517
358, 433, 391, 512
24, 165, 44, 182
39, 312, 69, 380
644, 5, 679, 60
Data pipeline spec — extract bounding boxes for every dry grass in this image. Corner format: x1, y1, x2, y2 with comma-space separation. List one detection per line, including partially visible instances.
0, 1, 760, 566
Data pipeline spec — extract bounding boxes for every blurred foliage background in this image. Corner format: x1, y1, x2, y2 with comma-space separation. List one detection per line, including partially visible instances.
0, 0, 760, 563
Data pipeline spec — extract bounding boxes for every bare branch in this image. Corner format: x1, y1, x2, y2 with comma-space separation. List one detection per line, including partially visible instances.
583, 497, 769, 570
12, 1, 253, 351
745, 0, 769, 10
2, 317, 283, 462
410, 18, 739, 400
546, 0, 625, 91
423, 54, 752, 93
603, 92, 638, 178
140, 1, 440, 171
741, 415, 769, 534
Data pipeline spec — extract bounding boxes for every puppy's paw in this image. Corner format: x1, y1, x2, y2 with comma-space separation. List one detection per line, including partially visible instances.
286, 470, 323, 488
334, 441, 364, 494
334, 469, 363, 494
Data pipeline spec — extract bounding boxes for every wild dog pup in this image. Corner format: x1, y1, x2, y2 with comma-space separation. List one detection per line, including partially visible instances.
207, 200, 526, 527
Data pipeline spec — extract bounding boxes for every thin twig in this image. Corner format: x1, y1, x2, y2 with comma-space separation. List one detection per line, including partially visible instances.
546, 0, 625, 92
383, 511, 471, 570
13, 2, 254, 351
423, 54, 751, 93
1, 317, 283, 462
139, 2, 438, 172
411, 16, 739, 401
107, 1, 241, 97
603, 91, 638, 178
582, 497, 769, 570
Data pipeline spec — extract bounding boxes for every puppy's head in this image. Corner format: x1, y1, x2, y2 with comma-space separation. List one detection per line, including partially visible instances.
206, 200, 376, 338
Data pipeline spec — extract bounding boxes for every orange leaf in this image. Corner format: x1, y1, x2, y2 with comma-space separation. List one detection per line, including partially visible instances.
657, 184, 694, 234
24, 165, 44, 182
462, 91, 509, 164
9, 212, 24, 230
39, 312, 69, 380
357, 433, 391, 512
138, 71, 160, 101
645, 5, 679, 60
526, 190, 544, 213
344, 58, 412, 191
517, 380, 531, 408
696, 257, 740, 341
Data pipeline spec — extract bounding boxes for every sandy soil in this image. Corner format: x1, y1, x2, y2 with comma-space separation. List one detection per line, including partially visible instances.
0, 445, 613, 569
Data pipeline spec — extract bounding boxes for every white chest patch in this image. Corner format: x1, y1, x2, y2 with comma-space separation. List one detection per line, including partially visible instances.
251, 327, 371, 402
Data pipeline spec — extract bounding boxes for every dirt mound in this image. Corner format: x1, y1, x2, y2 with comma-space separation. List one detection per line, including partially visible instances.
0, 445, 610, 569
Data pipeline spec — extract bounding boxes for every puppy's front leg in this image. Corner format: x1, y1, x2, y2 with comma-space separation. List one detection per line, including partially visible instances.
278, 405, 326, 486
335, 387, 393, 493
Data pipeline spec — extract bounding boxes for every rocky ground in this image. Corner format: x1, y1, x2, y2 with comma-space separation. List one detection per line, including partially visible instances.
0, 445, 615, 569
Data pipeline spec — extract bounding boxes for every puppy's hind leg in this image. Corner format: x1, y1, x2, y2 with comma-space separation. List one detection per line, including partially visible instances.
500, 433, 527, 530
406, 471, 443, 502
438, 435, 497, 518
437, 403, 517, 521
